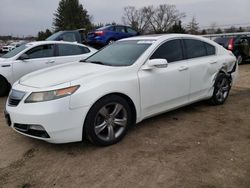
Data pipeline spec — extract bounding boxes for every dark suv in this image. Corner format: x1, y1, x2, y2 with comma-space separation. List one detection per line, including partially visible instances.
214, 35, 250, 64
87, 25, 139, 47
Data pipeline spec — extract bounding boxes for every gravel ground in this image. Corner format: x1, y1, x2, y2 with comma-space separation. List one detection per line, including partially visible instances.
0, 64, 249, 188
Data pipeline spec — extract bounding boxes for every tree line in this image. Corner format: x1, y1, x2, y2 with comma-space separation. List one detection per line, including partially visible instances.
35, 0, 249, 40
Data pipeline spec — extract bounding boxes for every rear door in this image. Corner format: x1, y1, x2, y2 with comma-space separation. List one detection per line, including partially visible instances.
183, 39, 218, 101
114, 26, 128, 40
13, 44, 56, 82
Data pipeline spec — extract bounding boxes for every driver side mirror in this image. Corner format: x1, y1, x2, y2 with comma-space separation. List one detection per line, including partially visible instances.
19, 54, 29, 61
142, 59, 168, 70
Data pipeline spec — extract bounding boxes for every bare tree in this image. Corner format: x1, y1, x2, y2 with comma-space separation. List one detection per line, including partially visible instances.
122, 4, 185, 34
122, 6, 153, 33
149, 4, 185, 33
186, 16, 199, 34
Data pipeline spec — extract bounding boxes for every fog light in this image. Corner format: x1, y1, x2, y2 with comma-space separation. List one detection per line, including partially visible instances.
29, 125, 45, 131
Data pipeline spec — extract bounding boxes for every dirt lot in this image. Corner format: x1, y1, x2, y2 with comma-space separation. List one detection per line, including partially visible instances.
0, 64, 250, 188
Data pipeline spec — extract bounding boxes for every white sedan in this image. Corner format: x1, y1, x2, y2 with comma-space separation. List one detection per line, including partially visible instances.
5, 34, 237, 146
0, 41, 97, 96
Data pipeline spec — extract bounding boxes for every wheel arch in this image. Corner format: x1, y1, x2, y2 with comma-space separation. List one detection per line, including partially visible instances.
82, 92, 137, 140
0, 74, 11, 87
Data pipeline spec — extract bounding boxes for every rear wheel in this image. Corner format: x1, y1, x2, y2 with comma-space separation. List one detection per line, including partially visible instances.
84, 95, 132, 146
209, 73, 231, 105
0, 76, 10, 97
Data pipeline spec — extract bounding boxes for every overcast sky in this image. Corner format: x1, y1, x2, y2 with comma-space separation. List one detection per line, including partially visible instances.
0, 0, 249, 37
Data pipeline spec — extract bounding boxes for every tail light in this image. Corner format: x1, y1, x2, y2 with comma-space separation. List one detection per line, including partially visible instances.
95, 31, 104, 36
228, 38, 234, 51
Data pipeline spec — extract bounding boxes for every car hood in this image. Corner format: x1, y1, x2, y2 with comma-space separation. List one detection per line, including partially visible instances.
0, 58, 12, 63
19, 62, 117, 88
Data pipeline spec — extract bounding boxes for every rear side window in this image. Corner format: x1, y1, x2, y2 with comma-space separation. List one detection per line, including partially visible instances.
126, 27, 137, 34
184, 39, 207, 59
26, 44, 55, 59
115, 26, 126, 33
150, 39, 184, 63
58, 44, 90, 56
204, 43, 216, 55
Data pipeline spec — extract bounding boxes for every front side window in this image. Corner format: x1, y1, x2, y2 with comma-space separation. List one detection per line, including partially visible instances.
25, 44, 55, 59
85, 40, 152, 66
58, 44, 89, 56
150, 39, 184, 63
62, 33, 76, 42
184, 39, 207, 59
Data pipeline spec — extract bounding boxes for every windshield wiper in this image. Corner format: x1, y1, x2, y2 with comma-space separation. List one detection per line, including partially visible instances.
84, 60, 105, 65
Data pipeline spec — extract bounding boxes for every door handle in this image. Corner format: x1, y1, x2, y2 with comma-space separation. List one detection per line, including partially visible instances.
46, 60, 55, 64
1, 64, 11, 67
178, 66, 189, 71
209, 60, 217, 64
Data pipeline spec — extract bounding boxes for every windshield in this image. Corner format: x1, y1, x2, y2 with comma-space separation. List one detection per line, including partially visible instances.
2, 44, 29, 58
46, 31, 63, 41
85, 40, 152, 66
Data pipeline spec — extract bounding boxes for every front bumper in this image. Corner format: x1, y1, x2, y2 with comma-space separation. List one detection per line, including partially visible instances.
5, 93, 90, 144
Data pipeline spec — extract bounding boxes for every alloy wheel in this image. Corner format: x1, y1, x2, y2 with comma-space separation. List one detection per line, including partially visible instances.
215, 77, 229, 102
94, 103, 128, 142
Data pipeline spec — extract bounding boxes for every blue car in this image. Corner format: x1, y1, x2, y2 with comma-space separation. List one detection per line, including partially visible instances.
87, 25, 139, 47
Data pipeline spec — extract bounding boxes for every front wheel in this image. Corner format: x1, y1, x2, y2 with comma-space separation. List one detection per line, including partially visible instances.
209, 73, 231, 105
83, 95, 132, 146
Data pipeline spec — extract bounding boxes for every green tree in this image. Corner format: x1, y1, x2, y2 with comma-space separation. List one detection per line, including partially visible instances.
53, 0, 91, 32
37, 29, 53, 41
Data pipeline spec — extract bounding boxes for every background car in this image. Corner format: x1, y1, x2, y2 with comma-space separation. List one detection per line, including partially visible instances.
87, 25, 139, 47
0, 41, 97, 96
214, 35, 250, 64
1, 41, 27, 53
5, 34, 237, 146
46, 29, 86, 44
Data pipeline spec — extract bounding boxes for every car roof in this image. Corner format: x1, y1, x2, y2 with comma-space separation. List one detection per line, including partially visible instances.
120, 33, 210, 41
27, 41, 84, 46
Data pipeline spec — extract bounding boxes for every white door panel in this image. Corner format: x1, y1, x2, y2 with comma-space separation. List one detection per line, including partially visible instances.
12, 58, 52, 83
139, 61, 189, 118
188, 56, 220, 101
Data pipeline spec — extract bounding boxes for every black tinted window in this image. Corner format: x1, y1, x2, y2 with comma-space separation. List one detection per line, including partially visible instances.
62, 33, 76, 42
184, 39, 207, 59
58, 44, 89, 56
205, 43, 216, 55
26, 44, 55, 59
115, 26, 126, 33
150, 39, 183, 63
126, 27, 137, 34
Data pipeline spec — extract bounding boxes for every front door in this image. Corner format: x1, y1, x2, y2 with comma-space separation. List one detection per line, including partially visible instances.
13, 44, 55, 82
138, 39, 190, 118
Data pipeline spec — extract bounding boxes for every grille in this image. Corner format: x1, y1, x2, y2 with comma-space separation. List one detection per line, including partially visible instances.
8, 90, 26, 107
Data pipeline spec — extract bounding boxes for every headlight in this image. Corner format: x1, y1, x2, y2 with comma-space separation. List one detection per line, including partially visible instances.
25, 85, 79, 103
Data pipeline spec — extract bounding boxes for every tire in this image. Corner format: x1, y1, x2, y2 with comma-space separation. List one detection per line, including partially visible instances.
0, 76, 10, 97
83, 95, 132, 146
237, 55, 243, 65
209, 73, 231, 105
